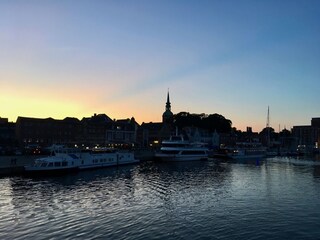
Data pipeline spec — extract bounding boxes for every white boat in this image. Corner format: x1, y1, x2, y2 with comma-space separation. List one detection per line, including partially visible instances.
155, 135, 208, 161
24, 148, 80, 174
78, 148, 139, 169
216, 142, 266, 160
24, 147, 139, 174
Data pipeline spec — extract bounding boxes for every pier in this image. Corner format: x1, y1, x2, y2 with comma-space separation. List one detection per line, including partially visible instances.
0, 155, 37, 176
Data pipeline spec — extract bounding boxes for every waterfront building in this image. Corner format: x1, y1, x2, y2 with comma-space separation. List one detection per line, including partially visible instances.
137, 91, 174, 148
241, 127, 261, 143
79, 113, 113, 147
311, 117, 320, 128
79, 114, 139, 148
15, 114, 139, 149
0, 117, 16, 154
106, 118, 139, 147
312, 117, 320, 149
15, 116, 80, 147
292, 117, 320, 153
137, 122, 163, 148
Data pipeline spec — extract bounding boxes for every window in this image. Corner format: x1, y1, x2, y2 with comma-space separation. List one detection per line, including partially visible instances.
162, 150, 180, 154
181, 151, 206, 155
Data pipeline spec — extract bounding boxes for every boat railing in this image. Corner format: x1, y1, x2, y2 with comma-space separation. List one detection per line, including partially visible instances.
52, 147, 80, 155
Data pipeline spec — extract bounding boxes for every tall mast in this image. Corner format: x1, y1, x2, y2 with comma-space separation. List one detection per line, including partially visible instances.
266, 106, 270, 147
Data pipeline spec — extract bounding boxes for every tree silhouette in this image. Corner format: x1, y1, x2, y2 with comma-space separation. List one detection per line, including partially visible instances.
173, 112, 232, 133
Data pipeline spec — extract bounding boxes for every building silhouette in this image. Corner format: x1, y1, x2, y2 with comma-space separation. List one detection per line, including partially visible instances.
137, 90, 174, 148
162, 91, 173, 124
14, 114, 138, 149
0, 117, 16, 154
1, 93, 319, 155
15, 116, 80, 147
292, 117, 320, 152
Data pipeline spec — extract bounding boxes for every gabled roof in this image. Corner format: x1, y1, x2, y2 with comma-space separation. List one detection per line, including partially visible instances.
81, 113, 113, 124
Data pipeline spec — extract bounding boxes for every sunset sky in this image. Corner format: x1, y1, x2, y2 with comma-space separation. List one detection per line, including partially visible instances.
1, 0, 319, 131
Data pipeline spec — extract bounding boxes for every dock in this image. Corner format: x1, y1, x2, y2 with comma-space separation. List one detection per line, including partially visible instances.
0, 155, 38, 177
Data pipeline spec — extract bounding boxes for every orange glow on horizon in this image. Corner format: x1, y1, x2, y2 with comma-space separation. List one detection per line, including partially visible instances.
1, 83, 271, 131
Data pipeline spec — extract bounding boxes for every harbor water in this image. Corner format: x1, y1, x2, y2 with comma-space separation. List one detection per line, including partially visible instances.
1, 156, 320, 240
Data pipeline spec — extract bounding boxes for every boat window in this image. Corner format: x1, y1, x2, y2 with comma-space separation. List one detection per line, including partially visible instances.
40, 163, 47, 167
162, 150, 180, 154
48, 163, 53, 167
181, 151, 206, 155
54, 162, 61, 167
62, 161, 68, 167
162, 143, 188, 148
69, 154, 79, 159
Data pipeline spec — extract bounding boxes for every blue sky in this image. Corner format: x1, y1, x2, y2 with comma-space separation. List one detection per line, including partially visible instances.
0, 0, 319, 131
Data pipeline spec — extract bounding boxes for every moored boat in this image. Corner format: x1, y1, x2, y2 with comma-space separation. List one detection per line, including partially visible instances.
24, 147, 80, 174
155, 135, 209, 161
78, 148, 139, 169
214, 142, 266, 160
24, 147, 139, 174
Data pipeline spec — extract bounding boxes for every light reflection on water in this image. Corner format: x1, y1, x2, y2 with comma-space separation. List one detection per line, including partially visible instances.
1, 157, 320, 240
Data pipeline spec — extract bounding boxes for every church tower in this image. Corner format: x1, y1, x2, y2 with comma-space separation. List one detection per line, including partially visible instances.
162, 90, 174, 124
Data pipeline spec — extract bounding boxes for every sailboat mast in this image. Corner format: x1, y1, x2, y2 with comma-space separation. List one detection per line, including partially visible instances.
266, 106, 270, 147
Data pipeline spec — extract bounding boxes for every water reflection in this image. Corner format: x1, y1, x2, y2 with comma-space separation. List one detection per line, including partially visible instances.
1, 158, 320, 240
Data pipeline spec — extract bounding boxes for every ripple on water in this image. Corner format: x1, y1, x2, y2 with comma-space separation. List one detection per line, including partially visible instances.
1, 159, 320, 240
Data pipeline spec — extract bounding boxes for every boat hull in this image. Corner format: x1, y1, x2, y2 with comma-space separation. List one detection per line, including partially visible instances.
24, 150, 140, 175
155, 153, 208, 162
227, 154, 265, 160
78, 159, 140, 169
24, 166, 79, 175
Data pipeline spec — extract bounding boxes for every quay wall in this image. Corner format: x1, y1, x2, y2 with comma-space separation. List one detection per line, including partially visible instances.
0, 155, 38, 177
0, 149, 156, 177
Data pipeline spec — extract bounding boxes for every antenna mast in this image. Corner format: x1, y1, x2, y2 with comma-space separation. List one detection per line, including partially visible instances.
266, 106, 270, 147
266, 106, 270, 128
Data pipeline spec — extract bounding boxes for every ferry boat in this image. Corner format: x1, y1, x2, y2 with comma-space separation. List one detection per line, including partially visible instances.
214, 142, 266, 160
155, 135, 208, 161
79, 148, 139, 169
24, 147, 139, 174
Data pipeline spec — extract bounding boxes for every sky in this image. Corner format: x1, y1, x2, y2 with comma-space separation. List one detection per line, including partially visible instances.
0, 0, 319, 132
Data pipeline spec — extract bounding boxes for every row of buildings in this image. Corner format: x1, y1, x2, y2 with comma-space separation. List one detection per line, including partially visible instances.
0, 92, 176, 154
0, 92, 319, 154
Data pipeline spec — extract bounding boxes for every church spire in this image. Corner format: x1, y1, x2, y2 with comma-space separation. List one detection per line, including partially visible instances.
165, 89, 171, 111
162, 89, 173, 124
